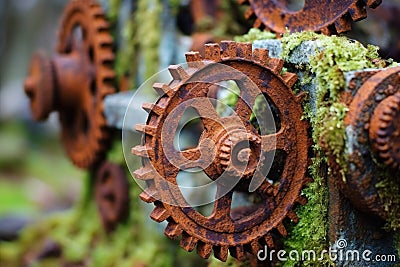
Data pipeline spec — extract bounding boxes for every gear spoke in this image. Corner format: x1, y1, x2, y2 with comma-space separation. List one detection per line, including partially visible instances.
261, 130, 287, 153
209, 185, 233, 223
191, 98, 224, 131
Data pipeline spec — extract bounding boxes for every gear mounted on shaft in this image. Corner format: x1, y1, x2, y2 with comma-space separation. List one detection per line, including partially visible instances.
238, 0, 382, 35
24, 0, 116, 169
344, 66, 400, 219
131, 41, 311, 262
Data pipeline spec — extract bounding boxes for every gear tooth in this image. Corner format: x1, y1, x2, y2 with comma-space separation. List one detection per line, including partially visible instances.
244, 7, 255, 19
150, 204, 170, 222
264, 233, 275, 247
135, 124, 157, 136
236, 42, 252, 60
384, 157, 394, 165
267, 58, 284, 74
348, 2, 367, 21
131, 145, 150, 158
249, 240, 262, 255
97, 33, 114, 46
99, 50, 115, 63
252, 48, 269, 66
220, 41, 237, 60
229, 245, 246, 261
296, 195, 307, 205
295, 91, 308, 103
185, 51, 204, 69
253, 18, 263, 29
204, 43, 221, 62
213, 245, 229, 262
153, 82, 173, 96
379, 151, 391, 159
139, 188, 159, 203
132, 167, 154, 181
164, 221, 183, 239
219, 152, 230, 159
334, 15, 352, 33
142, 102, 154, 113
197, 242, 213, 259
180, 233, 198, 252
282, 72, 298, 88
366, 0, 382, 8
169, 65, 189, 80
320, 26, 332, 35
287, 210, 299, 223
276, 223, 287, 237
94, 19, 110, 31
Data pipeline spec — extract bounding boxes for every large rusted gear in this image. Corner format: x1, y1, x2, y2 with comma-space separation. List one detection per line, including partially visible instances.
95, 161, 130, 232
239, 0, 382, 35
131, 41, 310, 261
24, 0, 116, 169
344, 66, 400, 219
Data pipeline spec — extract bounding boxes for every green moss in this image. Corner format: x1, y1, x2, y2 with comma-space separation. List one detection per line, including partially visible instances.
113, 0, 161, 88
279, 32, 383, 266
376, 169, 400, 231
107, 0, 121, 25
282, 156, 333, 267
234, 28, 276, 43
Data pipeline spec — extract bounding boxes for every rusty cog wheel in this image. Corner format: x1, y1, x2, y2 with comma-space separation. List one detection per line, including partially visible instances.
369, 92, 400, 170
57, 0, 116, 168
95, 161, 130, 232
239, 0, 382, 35
132, 41, 310, 261
24, 0, 116, 169
344, 66, 400, 219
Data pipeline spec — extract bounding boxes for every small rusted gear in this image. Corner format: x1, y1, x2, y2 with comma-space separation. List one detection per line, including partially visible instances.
24, 0, 116, 169
95, 161, 130, 232
132, 41, 310, 261
369, 92, 400, 169
344, 66, 400, 219
239, 0, 382, 34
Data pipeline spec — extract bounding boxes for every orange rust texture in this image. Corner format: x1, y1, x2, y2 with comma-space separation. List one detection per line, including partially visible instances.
24, 0, 116, 169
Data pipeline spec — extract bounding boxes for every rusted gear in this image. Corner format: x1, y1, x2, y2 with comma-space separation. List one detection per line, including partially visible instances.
132, 41, 310, 261
369, 92, 400, 169
344, 66, 400, 219
95, 161, 130, 232
239, 0, 382, 34
24, 0, 116, 169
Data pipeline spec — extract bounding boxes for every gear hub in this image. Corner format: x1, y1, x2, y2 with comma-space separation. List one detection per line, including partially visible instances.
131, 41, 310, 261
24, 0, 116, 169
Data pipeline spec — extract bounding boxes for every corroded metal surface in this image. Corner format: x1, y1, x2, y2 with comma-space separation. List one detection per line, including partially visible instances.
239, 0, 382, 34
344, 66, 400, 219
24, 0, 116, 169
131, 41, 310, 262
369, 92, 400, 170
95, 161, 130, 232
